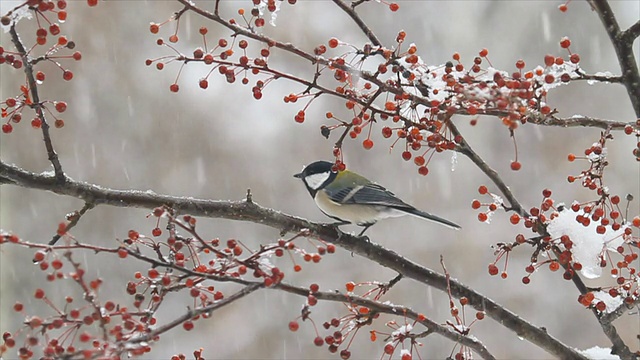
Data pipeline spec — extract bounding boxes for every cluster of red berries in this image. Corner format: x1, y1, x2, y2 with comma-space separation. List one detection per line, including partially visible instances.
0, 0, 91, 135
0, 246, 138, 360
147, 1, 307, 94
478, 175, 639, 310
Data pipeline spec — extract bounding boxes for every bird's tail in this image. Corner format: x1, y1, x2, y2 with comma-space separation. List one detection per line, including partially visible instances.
403, 208, 461, 230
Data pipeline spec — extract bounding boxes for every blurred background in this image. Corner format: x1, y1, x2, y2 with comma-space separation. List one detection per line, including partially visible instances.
1, 1, 638, 359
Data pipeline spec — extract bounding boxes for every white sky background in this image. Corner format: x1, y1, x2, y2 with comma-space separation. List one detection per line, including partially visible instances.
1, 1, 639, 359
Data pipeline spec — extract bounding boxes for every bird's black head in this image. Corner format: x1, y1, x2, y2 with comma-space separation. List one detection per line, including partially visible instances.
294, 161, 337, 196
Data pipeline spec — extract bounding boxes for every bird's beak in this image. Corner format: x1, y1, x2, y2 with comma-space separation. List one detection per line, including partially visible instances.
293, 172, 302, 178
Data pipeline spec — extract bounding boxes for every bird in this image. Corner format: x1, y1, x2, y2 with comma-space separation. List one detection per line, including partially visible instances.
294, 160, 460, 236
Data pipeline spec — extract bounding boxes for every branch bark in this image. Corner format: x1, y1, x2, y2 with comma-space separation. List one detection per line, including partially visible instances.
589, 0, 640, 117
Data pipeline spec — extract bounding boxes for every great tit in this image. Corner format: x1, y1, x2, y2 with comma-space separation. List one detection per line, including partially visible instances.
294, 160, 460, 235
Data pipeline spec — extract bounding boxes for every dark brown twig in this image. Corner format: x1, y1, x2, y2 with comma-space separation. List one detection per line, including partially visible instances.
588, 0, 640, 117
446, 120, 529, 217
332, 0, 382, 47
49, 202, 95, 245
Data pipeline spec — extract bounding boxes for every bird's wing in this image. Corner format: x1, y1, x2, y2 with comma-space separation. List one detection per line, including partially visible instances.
325, 183, 411, 209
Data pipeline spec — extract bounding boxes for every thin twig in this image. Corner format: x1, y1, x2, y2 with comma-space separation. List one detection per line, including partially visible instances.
49, 202, 96, 245
446, 120, 529, 217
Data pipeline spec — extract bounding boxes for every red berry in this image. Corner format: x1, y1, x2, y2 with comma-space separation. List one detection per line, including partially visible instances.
471, 200, 481, 209
510, 214, 520, 224
479, 48, 488, 57
418, 166, 429, 176
34, 288, 45, 299
313, 336, 324, 346
62, 70, 73, 81
401, 151, 412, 161
558, 4, 568, 12
169, 83, 179, 92
570, 53, 580, 64
544, 55, 555, 67
510, 161, 521, 171
559, 37, 571, 49
488, 264, 499, 276
13, 302, 24, 312
2, 123, 13, 134
478, 185, 488, 194
51, 259, 63, 269
288, 321, 299, 331
55, 102, 67, 113
389, 3, 399, 11
362, 139, 374, 149
31, 118, 42, 128
183, 321, 194, 331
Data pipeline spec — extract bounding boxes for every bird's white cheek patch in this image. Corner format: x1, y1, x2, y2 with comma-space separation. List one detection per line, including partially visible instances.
305, 172, 331, 190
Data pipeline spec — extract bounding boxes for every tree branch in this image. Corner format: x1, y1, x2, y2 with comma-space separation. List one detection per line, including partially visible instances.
621, 20, 640, 43
0, 161, 587, 360
446, 120, 529, 217
331, 0, 382, 47
8, 25, 65, 183
588, 0, 640, 117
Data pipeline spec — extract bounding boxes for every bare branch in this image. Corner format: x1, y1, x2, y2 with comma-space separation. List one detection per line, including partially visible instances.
446, 121, 529, 217
331, 0, 382, 47
601, 299, 640, 324
49, 202, 95, 245
575, 72, 623, 84
588, 0, 640, 117
622, 20, 640, 43
530, 115, 633, 130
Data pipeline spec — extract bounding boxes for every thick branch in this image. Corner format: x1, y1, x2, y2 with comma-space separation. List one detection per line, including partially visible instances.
0, 161, 586, 360
622, 20, 640, 43
589, 0, 640, 117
